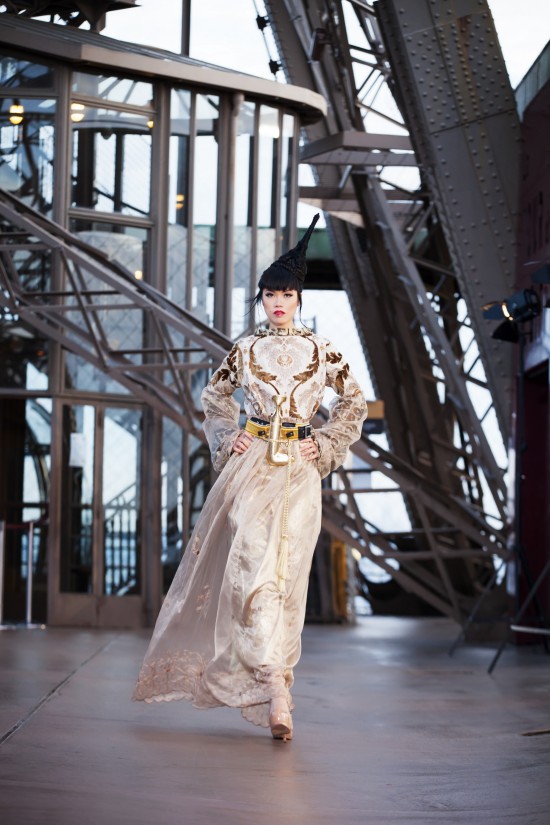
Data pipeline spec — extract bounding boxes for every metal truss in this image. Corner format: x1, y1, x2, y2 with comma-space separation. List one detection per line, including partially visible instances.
0, 189, 508, 621
1, 1, 137, 31
0, 189, 228, 439
261, 0, 513, 615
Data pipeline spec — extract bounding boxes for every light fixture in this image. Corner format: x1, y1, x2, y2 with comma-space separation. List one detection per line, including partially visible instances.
134, 270, 143, 280
175, 194, 184, 210
9, 101, 24, 126
147, 118, 154, 129
70, 102, 85, 123
482, 288, 541, 323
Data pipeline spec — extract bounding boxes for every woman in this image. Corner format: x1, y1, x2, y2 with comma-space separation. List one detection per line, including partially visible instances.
132, 214, 367, 741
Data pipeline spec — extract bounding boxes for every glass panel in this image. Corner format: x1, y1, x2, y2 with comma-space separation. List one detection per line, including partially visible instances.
0, 320, 49, 390
232, 101, 256, 338
102, 407, 141, 596
72, 72, 153, 108
280, 114, 295, 251
257, 105, 279, 230
0, 97, 55, 214
0, 56, 54, 90
167, 89, 191, 308
160, 421, 211, 595
0, 208, 51, 389
71, 105, 152, 216
60, 405, 95, 593
64, 219, 148, 393
256, 227, 277, 277
192, 94, 219, 325
257, 106, 278, 274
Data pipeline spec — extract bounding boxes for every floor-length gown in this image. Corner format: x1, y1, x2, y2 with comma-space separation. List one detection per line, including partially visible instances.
132, 326, 367, 727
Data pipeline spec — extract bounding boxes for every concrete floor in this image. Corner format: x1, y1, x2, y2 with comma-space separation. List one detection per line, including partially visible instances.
0, 618, 549, 825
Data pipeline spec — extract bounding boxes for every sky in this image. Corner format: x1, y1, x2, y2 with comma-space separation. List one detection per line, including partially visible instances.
102, 0, 550, 88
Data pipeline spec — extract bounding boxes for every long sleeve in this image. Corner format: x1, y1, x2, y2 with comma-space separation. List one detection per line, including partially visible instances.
315, 342, 368, 479
201, 343, 242, 473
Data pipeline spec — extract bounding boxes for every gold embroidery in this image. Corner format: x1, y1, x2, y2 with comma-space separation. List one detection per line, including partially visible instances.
289, 339, 319, 419
326, 350, 343, 365
211, 343, 240, 387
277, 353, 293, 367
332, 362, 350, 396
249, 339, 279, 392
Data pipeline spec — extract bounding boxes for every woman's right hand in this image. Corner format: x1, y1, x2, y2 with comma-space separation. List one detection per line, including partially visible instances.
232, 430, 254, 455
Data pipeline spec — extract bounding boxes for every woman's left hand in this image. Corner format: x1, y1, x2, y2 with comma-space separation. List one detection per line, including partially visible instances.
299, 437, 319, 461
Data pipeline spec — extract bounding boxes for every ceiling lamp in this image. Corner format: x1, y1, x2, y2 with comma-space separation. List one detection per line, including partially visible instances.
70, 103, 86, 123
9, 102, 24, 126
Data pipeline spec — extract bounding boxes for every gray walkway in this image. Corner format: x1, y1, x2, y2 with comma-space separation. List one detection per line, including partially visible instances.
0, 618, 549, 825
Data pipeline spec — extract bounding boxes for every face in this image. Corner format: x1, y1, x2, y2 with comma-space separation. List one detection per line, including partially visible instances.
261, 289, 300, 330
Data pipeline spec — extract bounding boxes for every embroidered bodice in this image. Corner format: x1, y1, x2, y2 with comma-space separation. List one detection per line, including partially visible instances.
201, 328, 367, 477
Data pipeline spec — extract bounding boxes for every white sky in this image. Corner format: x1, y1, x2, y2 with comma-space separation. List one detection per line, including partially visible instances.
103, 0, 550, 88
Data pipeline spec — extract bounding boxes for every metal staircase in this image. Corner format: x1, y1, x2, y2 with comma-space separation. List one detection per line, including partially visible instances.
0, 188, 508, 622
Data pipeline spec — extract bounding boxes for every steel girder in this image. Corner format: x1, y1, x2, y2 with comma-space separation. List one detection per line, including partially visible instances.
0, 189, 508, 621
375, 0, 518, 442
263, 0, 510, 613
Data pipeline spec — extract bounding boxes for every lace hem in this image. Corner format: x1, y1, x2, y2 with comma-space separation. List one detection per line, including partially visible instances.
132, 651, 207, 703
132, 652, 294, 729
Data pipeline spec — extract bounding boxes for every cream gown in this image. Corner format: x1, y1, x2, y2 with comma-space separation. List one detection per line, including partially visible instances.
132, 326, 367, 728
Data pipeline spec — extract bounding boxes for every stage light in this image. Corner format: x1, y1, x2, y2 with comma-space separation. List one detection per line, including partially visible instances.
482, 288, 541, 323
9, 101, 24, 125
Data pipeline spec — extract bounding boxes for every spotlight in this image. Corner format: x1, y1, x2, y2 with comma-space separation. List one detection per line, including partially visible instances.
482, 288, 541, 323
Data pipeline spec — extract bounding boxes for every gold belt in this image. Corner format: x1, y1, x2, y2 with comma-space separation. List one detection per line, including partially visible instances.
245, 418, 312, 441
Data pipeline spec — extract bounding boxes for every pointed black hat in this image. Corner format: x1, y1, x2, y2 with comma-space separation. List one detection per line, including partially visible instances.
261, 213, 320, 285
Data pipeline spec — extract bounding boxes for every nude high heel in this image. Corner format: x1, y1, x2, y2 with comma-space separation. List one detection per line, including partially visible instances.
269, 697, 293, 742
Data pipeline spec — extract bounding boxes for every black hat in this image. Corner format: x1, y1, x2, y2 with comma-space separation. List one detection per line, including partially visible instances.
261, 213, 320, 285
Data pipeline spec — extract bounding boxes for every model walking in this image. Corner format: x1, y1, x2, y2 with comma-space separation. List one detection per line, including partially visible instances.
133, 215, 367, 740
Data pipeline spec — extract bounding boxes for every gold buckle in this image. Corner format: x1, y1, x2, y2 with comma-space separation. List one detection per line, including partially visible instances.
245, 419, 306, 441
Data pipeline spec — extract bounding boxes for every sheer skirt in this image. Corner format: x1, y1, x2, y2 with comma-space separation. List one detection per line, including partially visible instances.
132, 438, 321, 728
